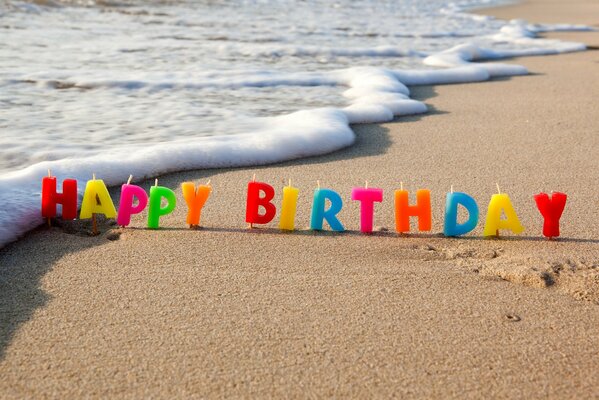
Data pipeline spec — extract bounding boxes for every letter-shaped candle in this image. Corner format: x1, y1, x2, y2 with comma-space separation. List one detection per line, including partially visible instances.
79, 177, 117, 219
279, 181, 299, 231
117, 183, 148, 227
245, 181, 276, 226
483, 193, 524, 237
394, 188, 431, 233
310, 188, 344, 232
182, 181, 212, 227
444, 192, 479, 237
534, 192, 567, 238
41, 176, 78, 220
351, 186, 383, 233
147, 183, 177, 229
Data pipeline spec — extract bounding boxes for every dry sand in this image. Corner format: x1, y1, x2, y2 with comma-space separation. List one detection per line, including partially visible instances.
1, 0, 599, 398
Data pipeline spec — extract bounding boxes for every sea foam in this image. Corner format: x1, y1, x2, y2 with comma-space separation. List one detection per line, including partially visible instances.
0, 1, 594, 247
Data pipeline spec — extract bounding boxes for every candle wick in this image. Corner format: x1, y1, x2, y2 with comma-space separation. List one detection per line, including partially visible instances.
93, 173, 96, 180
317, 180, 320, 189
127, 175, 133, 185
154, 178, 158, 187
252, 173, 256, 182
400, 181, 403, 191
288, 178, 291, 187
365, 180, 368, 189
47, 169, 52, 177
496, 183, 501, 194
451, 185, 454, 194
206, 179, 211, 186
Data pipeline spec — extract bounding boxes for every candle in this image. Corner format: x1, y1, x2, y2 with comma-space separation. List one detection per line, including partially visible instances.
279, 180, 299, 231
534, 192, 567, 238
41, 175, 78, 220
351, 185, 383, 233
394, 187, 431, 233
443, 192, 479, 237
181, 181, 212, 227
147, 181, 177, 229
245, 180, 276, 226
310, 187, 344, 232
79, 176, 117, 220
117, 178, 149, 227
483, 192, 524, 237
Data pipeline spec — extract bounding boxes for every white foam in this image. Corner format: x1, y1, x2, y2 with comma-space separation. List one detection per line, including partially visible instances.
0, 1, 594, 248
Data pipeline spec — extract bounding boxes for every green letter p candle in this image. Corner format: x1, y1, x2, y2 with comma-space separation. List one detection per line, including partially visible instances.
147, 184, 177, 229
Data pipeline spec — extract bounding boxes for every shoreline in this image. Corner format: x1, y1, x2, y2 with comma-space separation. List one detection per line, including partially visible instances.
0, 0, 593, 249
2, 0, 599, 398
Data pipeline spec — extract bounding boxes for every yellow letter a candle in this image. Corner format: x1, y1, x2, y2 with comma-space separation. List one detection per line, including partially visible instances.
483, 192, 524, 237
80, 176, 117, 219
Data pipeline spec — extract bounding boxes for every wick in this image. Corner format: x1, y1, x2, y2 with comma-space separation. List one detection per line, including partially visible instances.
206, 179, 211, 186
127, 175, 133, 185
400, 181, 403, 191
451, 185, 454, 194
47, 169, 52, 177
288, 178, 292, 187
92, 173, 96, 180
365, 180, 368, 189
154, 178, 158, 187
496, 183, 501, 194
317, 180, 320, 189
252, 173, 256, 182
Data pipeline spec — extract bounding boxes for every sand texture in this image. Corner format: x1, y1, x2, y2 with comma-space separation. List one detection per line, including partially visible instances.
1, 0, 599, 398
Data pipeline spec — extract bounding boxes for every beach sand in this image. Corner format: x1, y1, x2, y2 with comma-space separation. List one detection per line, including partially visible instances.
1, 0, 599, 398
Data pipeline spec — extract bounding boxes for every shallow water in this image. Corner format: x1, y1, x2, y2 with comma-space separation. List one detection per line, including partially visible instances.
1, 0, 518, 174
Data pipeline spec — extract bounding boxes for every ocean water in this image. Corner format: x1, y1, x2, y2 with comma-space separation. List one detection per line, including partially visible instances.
0, 0, 592, 247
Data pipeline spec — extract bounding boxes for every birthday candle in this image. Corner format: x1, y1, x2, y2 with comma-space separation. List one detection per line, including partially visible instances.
394, 188, 431, 233
310, 187, 344, 232
351, 185, 383, 233
79, 176, 117, 219
117, 178, 148, 227
182, 181, 212, 227
147, 181, 177, 229
41, 175, 78, 220
534, 192, 567, 238
279, 181, 299, 231
443, 192, 479, 237
483, 192, 524, 237
246, 180, 276, 226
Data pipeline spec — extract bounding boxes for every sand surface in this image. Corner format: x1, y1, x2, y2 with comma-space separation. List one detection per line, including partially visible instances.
1, 1, 599, 398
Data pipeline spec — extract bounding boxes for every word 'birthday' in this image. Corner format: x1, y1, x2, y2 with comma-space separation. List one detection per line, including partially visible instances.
41, 173, 567, 238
